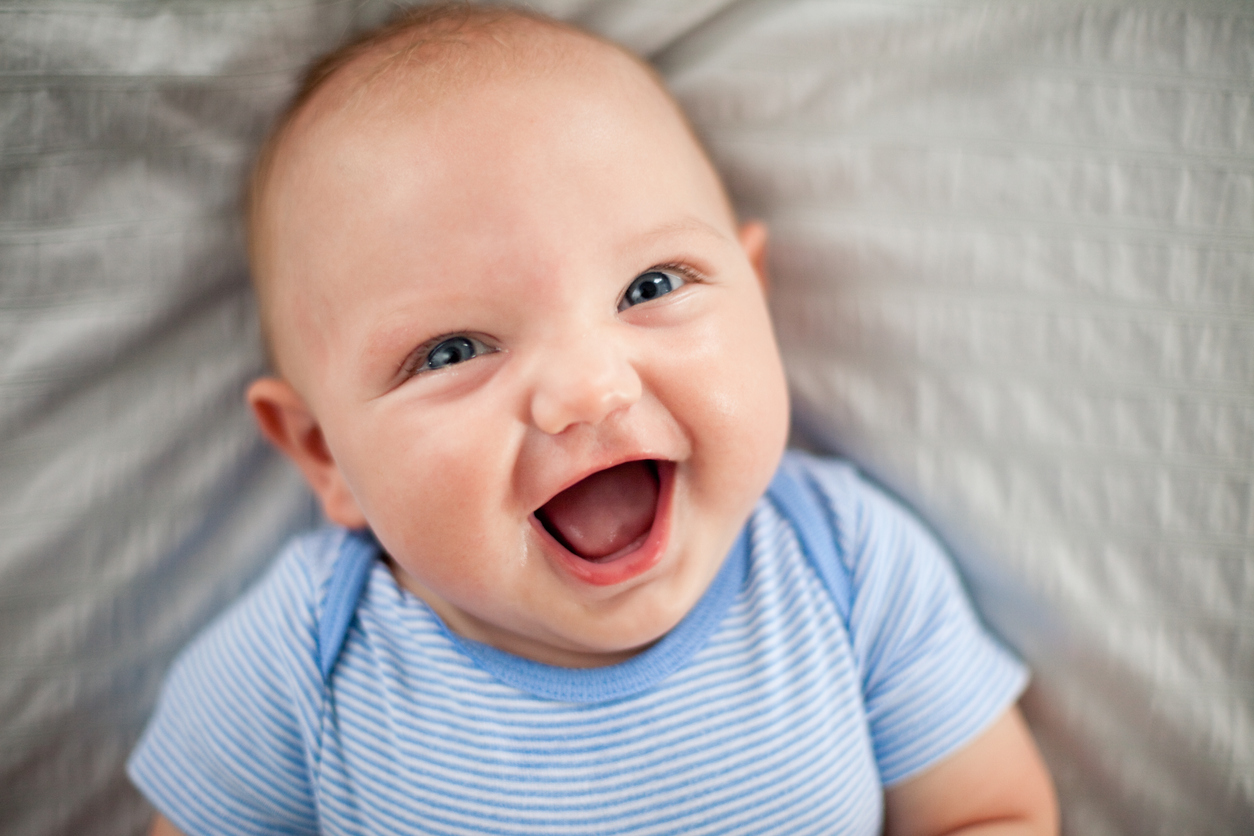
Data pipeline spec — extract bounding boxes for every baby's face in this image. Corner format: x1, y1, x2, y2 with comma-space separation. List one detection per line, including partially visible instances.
256, 37, 789, 666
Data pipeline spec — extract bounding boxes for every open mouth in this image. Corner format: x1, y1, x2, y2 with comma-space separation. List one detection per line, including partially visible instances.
535, 459, 661, 563
531, 459, 674, 587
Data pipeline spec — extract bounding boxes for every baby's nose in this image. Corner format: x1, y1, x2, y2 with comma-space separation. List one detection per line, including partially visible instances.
528, 334, 642, 435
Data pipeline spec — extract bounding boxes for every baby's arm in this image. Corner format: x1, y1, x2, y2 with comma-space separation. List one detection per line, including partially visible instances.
883, 705, 1057, 836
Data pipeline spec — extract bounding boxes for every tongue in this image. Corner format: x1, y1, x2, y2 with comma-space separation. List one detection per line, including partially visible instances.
539, 461, 659, 560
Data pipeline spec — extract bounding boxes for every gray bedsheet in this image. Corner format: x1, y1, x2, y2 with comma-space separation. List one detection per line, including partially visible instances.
1, 1, 1250, 833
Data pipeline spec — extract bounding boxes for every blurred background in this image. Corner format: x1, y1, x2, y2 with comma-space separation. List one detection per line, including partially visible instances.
1, 1, 1250, 833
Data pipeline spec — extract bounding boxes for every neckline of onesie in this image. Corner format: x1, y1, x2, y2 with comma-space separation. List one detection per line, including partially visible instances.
400, 526, 750, 703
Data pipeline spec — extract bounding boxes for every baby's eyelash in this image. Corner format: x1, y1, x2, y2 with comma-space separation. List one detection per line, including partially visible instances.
651, 262, 706, 283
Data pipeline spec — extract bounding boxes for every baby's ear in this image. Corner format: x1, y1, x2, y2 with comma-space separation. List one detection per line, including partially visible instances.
246, 377, 368, 529
738, 220, 770, 292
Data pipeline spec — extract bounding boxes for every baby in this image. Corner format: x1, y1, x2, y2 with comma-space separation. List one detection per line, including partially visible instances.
129, 5, 1056, 835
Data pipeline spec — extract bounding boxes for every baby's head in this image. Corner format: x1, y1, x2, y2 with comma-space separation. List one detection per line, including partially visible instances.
246, 3, 790, 667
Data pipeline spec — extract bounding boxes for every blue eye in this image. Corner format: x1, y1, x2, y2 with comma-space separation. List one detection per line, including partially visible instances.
423, 335, 492, 371
619, 269, 685, 311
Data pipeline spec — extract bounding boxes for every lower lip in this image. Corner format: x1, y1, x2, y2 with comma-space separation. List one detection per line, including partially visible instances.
531, 461, 675, 587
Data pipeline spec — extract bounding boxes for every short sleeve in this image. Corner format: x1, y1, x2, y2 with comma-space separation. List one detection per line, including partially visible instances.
804, 457, 1029, 786
127, 543, 327, 835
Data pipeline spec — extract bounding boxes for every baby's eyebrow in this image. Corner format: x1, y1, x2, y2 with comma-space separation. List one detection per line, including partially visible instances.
632, 216, 731, 249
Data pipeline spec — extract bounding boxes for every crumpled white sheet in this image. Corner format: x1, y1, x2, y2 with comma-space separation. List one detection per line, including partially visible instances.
1, 1, 1249, 834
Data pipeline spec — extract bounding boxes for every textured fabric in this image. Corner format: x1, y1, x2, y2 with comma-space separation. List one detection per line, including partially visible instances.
128, 453, 1026, 836
3, 2, 1250, 834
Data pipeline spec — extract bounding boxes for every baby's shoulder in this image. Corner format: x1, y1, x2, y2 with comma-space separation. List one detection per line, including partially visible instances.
278, 525, 357, 587
764, 450, 976, 633
771, 449, 933, 561
241, 525, 349, 618
126, 529, 350, 830
170, 526, 352, 681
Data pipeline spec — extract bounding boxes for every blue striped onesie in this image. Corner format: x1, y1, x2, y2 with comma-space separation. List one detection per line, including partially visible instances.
128, 452, 1027, 834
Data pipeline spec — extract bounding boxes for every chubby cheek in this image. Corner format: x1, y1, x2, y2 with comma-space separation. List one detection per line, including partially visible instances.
662, 294, 790, 514
334, 400, 521, 588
